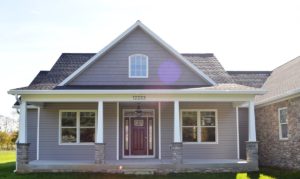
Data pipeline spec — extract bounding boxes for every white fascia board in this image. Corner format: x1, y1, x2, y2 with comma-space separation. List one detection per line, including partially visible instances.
58, 20, 216, 86
137, 21, 216, 85
8, 89, 266, 95
256, 88, 300, 107
58, 22, 140, 86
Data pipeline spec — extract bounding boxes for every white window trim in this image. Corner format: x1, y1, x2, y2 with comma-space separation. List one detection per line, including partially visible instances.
278, 107, 288, 140
59, 110, 97, 145
128, 54, 149, 78
180, 109, 218, 144
122, 109, 155, 158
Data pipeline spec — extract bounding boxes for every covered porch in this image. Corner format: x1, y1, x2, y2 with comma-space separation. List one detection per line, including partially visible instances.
15, 92, 259, 173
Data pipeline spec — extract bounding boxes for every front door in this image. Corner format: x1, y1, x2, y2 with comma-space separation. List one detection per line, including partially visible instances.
131, 117, 147, 155
123, 109, 154, 157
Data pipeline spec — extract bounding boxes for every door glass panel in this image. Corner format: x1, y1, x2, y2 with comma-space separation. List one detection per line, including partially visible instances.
149, 118, 153, 151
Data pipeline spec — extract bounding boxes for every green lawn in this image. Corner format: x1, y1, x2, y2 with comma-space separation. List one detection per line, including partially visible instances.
1, 151, 300, 179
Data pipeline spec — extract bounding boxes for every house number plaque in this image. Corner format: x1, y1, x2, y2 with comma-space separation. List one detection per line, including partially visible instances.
133, 96, 146, 101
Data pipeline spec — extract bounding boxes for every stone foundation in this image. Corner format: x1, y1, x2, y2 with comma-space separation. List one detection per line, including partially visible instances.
95, 143, 105, 164
17, 143, 30, 169
246, 141, 258, 167
171, 142, 183, 165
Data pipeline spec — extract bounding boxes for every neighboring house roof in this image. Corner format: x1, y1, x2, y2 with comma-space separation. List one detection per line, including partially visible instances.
228, 71, 271, 88
256, 56, 300, 105
13, 53, 235, 90
58, 21, 216, 86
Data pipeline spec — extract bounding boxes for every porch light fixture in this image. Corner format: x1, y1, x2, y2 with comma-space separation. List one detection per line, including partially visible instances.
135, 103, 142, 117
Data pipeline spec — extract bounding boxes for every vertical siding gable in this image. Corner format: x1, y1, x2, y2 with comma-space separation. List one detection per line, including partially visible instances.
69, 28, 210, 86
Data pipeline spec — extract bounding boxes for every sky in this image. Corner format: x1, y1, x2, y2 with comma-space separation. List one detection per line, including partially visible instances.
0, 0, 300, 119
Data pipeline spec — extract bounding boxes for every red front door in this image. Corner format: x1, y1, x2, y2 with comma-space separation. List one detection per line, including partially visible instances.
131, 117, 147, 155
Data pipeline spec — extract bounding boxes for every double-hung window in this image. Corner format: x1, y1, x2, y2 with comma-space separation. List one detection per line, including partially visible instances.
60, 110, 96, 144
129, 54, 148, 78
181, 110, 217, 143
278, 107, 288, 140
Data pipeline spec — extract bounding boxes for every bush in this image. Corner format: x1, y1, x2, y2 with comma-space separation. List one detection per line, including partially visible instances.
0, 131, 18, 150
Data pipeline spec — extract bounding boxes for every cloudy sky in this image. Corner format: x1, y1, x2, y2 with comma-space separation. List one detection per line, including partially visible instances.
1, 0, 300, 119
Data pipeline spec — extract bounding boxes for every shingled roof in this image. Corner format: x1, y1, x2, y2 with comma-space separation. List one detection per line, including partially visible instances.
256, 56, 300, 104
228, 71, 271, 88
183, 54, 234, 84
15, 53, 236, 90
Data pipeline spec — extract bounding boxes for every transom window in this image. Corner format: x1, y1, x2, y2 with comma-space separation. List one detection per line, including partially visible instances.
129, 54, 148, 78
60, 110, 96, 144
278, 107, 288, 140
181, 110, 217, 143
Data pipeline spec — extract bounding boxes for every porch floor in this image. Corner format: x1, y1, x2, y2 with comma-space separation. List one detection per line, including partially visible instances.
29, 159, 247, 166
23, 159, 255, 174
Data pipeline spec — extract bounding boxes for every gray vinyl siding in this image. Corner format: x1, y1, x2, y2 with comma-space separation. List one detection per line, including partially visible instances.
39, 102, 117, 161
239, 108, 248, 160
27, 109, 37, 161
160, 102, 174, 159
180, 102, 238, 159
103, 102, 117, 160
69, 28, 209, 86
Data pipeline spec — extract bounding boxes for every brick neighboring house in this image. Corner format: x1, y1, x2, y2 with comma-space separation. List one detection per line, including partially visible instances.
255, 57, 300, 169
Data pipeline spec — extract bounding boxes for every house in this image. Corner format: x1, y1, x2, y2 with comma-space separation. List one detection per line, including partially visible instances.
8, 21, 265, 174
255, 57, 300, 169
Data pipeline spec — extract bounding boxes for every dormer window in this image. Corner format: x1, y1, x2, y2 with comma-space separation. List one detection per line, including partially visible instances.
129, 54, 148, 78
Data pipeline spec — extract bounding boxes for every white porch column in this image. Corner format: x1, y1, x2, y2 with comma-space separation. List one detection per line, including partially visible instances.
174, 100, 181, 142
96, 100, 104, 143
19, 101, 27, 143
248, 100, 256, 142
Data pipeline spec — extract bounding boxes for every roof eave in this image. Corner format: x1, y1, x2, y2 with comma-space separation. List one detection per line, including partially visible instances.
8, 89, 266, 95
256, 88, 300, 107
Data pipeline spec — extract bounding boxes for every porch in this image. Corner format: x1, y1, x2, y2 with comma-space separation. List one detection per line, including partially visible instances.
15, 93, 259, 173
24, 159, 252, 174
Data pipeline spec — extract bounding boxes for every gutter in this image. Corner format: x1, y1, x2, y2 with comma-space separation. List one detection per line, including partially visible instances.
256, 88, 300, 107
8, 89, 266, 95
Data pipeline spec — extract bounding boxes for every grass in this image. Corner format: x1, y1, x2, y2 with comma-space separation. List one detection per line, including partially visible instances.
1, 151, 300, 179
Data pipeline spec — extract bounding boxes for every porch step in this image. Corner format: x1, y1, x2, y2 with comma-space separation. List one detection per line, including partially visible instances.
123, 169, 156, 175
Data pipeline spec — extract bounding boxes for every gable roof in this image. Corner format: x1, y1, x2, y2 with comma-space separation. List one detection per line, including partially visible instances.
256, 56, 300, 105
58, 21, 216, 86
13, 53, 235, 90
228, 71, 271, 88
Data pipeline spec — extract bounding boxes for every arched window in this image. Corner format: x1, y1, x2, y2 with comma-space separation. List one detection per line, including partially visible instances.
129, 54, 148, 78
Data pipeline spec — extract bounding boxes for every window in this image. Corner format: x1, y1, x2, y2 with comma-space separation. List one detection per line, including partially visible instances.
278, 107, 288, 140
129, 54, 148, 78
181, 110, 217, 143
60, 110, 96, 144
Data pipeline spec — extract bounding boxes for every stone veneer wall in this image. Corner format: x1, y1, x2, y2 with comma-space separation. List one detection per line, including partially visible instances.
256, 96, 300, 169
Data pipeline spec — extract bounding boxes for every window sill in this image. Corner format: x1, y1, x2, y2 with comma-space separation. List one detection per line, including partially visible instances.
279, 138, 289, 141
183, 142, 218, 145
59, 143, 95, 146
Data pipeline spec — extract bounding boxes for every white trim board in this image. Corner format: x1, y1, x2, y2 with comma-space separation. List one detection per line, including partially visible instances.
122, 109, 156, 158
9, 89, 266, 95
57, 20, 216, 86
